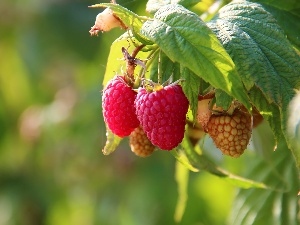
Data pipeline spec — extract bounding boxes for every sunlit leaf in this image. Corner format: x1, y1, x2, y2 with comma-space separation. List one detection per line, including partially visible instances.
146, 0, 200, 13
207, 1, 300, 105
141, 4, 251, 112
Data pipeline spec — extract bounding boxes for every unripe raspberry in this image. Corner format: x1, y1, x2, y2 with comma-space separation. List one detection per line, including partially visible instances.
89, 8, 127, 35
102, 76, 139, 137
130, 126, 155, 157
207, 107, 252, 157
135, 84, 189, 150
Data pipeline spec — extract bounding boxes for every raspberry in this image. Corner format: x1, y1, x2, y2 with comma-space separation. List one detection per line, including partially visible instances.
129, 126, 155, 157
102, 76, 139, 137
135, 84, 189, 150
206, 107, 252, 157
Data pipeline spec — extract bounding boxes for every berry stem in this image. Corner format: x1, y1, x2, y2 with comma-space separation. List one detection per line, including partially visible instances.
122, 45, 145, 87
134, 47, 159, 89
131, 44, 145, 59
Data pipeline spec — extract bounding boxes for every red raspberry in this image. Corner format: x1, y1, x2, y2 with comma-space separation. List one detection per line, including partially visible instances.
102, 76, 139, 137
135, 84, 189, 150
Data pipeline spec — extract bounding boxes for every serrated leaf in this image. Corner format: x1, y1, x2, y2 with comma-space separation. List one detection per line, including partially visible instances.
146, 0, 200, 14
180, 135, 268, 189
230, 142, 300, 225
89, 3, 152, 44
174, 160, 190, 223
261, 5, 300, 51
248, 87, 285, 144
141, 4, 250, 110
207, 1, 300, 108
215, 89, 233, 110
103, 32, 151, 86
102, 125, 122, 155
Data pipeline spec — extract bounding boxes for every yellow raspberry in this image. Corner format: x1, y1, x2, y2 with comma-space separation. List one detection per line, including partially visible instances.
129, 126, 155, 157
206, 107, 253, 157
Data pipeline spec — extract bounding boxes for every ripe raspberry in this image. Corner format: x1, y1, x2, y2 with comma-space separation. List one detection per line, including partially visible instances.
206, 108, 252, 157
135, 84, 189, 150
130, 126, 155, 157
102, 76, 139, 137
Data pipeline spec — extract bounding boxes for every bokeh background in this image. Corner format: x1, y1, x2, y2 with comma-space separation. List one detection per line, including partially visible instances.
0, 0, 283, 224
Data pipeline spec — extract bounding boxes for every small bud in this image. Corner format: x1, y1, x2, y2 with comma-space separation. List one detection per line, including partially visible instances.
89, 8, 127, 36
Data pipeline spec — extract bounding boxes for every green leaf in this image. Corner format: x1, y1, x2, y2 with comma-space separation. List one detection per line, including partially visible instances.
89, 3, 152, 44
148, 50, 181, 84
230, 142, 300, 225
146, 0, 200, 14
180, 135, 268, 189
102, 125, 122, 155
215, 89, 233, 110
141, 4, 250, 110
181, 67, 201, 121
248, 87, 285, 144
174, 160, 190, 223
261, 5, 300, 50
103, 32, 151, 86
207, 1, 300, 108
249, 0, 300, 11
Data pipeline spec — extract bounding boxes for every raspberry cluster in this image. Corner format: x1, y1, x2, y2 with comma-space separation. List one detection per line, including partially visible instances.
101, 48, 258, 158
102, 74, 189, 154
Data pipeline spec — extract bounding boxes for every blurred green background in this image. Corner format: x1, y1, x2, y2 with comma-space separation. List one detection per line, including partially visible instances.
0, 0, 287, 225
